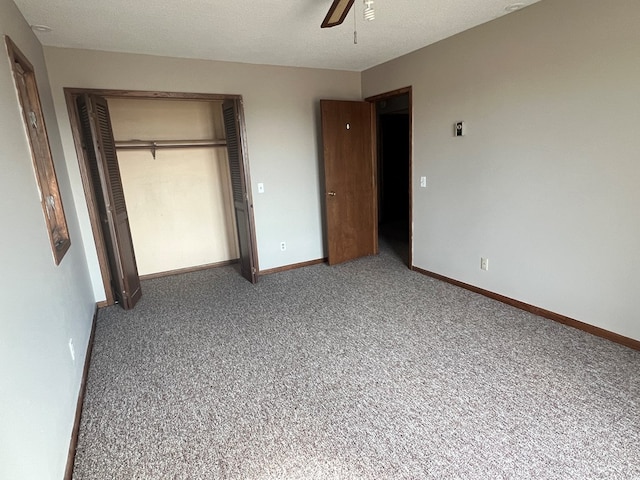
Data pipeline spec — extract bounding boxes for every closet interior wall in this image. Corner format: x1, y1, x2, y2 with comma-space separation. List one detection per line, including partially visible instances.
107, 98, 239, 276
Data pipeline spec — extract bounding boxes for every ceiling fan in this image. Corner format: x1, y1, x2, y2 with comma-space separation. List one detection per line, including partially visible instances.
321, 0, 374, 28
321, 0, 355, 28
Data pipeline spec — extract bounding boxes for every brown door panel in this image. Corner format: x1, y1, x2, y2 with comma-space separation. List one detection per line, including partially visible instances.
223, 100, 258, 283
321, 100, 377, 265
76, 94, 142, 309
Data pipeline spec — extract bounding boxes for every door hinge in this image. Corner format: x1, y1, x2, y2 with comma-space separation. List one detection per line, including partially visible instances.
28, 111, 38, 129
45, 195, 55, 218
252, 268, 257, 274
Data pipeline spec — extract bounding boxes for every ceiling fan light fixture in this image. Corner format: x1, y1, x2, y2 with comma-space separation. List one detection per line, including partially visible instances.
363, 0, 375, 21
322, 0, 356, 28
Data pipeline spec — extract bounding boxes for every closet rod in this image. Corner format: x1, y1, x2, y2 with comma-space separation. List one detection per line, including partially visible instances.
115, 139, 227, 150
114, 139, 228, 159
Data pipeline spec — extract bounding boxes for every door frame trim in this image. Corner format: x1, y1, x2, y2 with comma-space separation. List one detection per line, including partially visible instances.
365, 86, 413, 268
64, 88, 258, 304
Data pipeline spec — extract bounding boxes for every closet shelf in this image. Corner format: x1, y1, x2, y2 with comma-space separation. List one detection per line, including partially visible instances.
115, 139, 227, 159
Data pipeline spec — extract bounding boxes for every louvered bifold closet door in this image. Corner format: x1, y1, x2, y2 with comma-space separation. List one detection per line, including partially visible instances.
223, 99, 257, 283
76, 94, 142, 309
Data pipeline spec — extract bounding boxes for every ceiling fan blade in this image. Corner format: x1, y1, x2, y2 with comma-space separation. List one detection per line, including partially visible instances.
321, 0, 356, 28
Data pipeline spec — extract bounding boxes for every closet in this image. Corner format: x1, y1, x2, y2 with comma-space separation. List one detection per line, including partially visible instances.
107, 98, 238, 277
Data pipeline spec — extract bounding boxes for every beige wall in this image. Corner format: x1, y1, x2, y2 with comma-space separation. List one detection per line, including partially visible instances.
44, 47, 361, 299
108, 98, 238, 275
0, 0, 95, 478
362, 0, 640, 341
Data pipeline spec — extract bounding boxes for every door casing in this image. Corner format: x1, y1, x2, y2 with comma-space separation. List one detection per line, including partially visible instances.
365, 86, 413, 268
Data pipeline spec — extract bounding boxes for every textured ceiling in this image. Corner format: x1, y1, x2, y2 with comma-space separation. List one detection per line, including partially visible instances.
14, 0, 541, 72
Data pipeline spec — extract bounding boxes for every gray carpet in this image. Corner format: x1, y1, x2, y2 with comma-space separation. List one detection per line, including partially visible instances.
73, 244, 640, 479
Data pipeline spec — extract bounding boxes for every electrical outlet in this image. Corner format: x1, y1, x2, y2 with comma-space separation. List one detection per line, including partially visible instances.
280, 241, 286, 251
480, 257, 489, 271
420, 176, 427, 188
68, 338, 75, 362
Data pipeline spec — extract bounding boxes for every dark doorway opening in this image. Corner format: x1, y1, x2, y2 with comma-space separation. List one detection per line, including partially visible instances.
374, 92, 411, 265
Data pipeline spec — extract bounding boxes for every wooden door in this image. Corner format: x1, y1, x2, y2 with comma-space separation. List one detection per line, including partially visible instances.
76, 94, 142, 309
321, 100, 377, 265
223, 99, 258, 283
